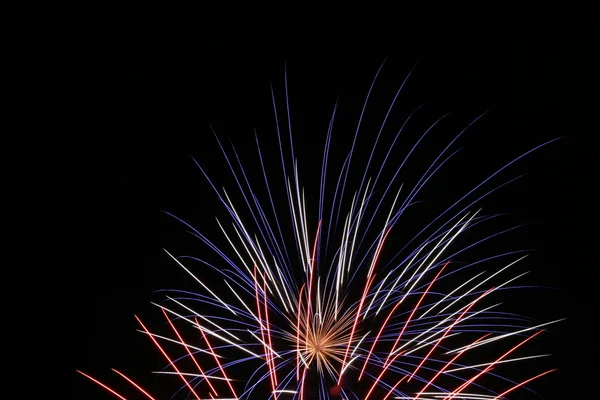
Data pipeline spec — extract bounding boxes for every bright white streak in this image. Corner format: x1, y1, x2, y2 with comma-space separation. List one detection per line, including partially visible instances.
217, 214, 274, 298
371, 211, 475, 320
364, 269, 391, 319
154, 303, 262, 359
151, 371, 232, 381
375, 241, 426, 316
341, 194, 356, 284
403, 332, 461, 356
223, 279, 262, 326
392, 301, 500, 356
220, 189, 278, 300
400, 393, 496, 399
254, 239, 290, 313
287, 176, 307, 273
317, 276, 322, 325
436, 255, 529, 316
335, 210, 353, 320
248, 330, 282, 358
275, 260, 296, 311
423, 393, 495, 398
399, 269, 540, 355
301, 188, 311, 273
350, 331, 371, 357
419, 270, 487, 318
164, 297, 240, 341
443, 354, 551, 373
298, 352, 310, 368
366, 185, 404, 279
220, 189, 268, 275
164, 249, 237, 315
215, 217, 257, 281
136, 329, 219, 357
295, 163, 311, 273
347, 179, 373, 276
401, 212, 476, 303
339, 354, 361, 378
445, 318, 565, 355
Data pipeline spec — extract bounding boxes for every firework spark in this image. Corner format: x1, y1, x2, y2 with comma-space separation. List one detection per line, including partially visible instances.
79, 63, 561, 400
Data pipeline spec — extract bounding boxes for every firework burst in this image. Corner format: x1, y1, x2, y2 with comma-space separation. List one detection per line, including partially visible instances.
79, 63, 561, 400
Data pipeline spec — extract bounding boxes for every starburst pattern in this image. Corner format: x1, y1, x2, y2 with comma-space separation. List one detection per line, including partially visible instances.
78, 63, 560, 400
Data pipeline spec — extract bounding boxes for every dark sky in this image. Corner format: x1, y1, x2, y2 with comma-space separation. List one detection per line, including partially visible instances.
27, 17, 591, 400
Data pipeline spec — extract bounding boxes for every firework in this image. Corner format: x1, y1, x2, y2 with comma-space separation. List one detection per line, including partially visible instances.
78, 63, 561, 399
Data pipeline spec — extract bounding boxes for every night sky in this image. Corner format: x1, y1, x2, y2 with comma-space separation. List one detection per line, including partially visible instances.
30, 18, 590, 400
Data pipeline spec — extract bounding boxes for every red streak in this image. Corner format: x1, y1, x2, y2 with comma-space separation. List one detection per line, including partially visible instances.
161, 308, 218, 396
382, 375, 407, 400
77, 370, 128, 400
408, 287, 495, 382
445, 329, 544, 399
296, 283, 306, 381
263, 278, 278, 398
494, 368, 557, 399
361, 260, 450, 381
135, 315, 202, 400
197, 319, 238, 399
305, 220, 322, 361
300, 367, 307, 400
414, 333, 492, 400
364, 350, 406, 399
339, 226, 393, 383
112, 369, 157, 400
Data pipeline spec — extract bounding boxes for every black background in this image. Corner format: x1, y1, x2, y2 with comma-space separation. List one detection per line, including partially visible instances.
21, 12, 592, 400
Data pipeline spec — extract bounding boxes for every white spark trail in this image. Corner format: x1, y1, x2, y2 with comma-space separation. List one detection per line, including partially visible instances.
164, 249, 237, 316
153, 303, 263, 359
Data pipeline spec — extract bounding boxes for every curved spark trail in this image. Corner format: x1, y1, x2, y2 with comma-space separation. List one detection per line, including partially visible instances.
79, 63, 561, 400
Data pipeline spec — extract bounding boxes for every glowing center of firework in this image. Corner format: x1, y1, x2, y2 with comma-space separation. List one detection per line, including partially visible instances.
305, 329, 339, 373
288, 305, 359, 376
309, 335, 328, 356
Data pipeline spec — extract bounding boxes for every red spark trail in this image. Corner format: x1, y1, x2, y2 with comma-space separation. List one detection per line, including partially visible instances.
263, 277, 278, 398
414, 333, 492, 399
111, 369, 157, 400
76, 370, 129, 400
445, 329, 544, 399
160, 309, 218, 396
338, 226, 393, 384
197, 319, 238, 399
296, 283, 306, 381
493, 368, 557, 399
408, 287, 495, 382
136, 315, 202, 400
360, 260, 451, 381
